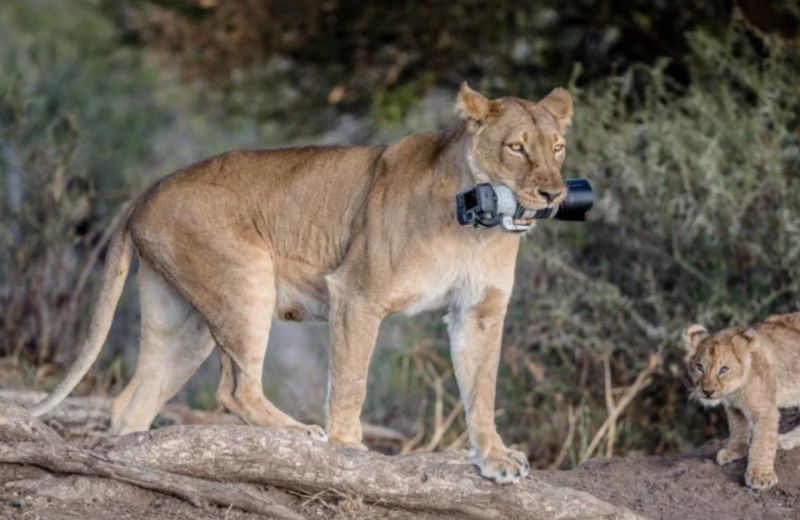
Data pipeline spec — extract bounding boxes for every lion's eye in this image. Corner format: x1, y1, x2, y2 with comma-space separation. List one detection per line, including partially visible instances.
554, 143, 565, 154
694, 363, 704, 373
507, 142, 525, 154
718, 366, 729, 375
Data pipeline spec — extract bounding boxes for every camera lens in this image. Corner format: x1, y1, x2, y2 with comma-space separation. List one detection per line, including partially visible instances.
554, 179, 593, 221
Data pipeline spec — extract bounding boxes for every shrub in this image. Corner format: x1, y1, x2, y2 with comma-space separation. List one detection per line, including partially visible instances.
0, 0, 163, 375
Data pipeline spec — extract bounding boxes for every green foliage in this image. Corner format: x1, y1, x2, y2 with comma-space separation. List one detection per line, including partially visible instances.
0, 0, 164, 364
127, 0, 734, 131
503, 18, 800, 461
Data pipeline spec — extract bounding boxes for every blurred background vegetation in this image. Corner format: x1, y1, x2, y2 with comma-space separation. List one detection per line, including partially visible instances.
2, 0, 799, 468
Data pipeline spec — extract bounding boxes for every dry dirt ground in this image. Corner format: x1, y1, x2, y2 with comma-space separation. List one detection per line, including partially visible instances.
2, 441, 799, 519
544, 442, 800, 520
2, 397, 799, 520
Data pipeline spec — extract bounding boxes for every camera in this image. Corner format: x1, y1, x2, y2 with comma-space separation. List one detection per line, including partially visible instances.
456, 179, 593, 231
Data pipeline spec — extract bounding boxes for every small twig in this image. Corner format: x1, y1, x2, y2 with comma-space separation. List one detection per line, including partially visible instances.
446, 427, 469, 450
604, 354, 616, 459
548, 404, 577, 470
580, 354, 660, 465
400, 394, 428, 454
55, 202, 130, 357
421, 400, 464, 453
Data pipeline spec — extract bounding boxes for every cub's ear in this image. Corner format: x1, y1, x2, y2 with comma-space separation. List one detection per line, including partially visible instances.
456, 82, 498, 127
682, 324, 708, 356
539, 87, 573, 133
737, 328, 759, 352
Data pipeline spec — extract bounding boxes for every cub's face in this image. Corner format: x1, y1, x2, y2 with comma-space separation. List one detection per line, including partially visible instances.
682, 324, 752, 406
456, 83, 572, 210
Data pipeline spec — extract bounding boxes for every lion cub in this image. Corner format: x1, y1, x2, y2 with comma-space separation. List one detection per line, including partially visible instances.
683, 312, 800, 490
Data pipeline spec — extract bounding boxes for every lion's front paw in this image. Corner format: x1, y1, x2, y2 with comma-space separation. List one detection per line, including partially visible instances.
328, 435, 368, 451
716, 448, 746, 466
473, 446, 530, 484
745, 467, 778, 490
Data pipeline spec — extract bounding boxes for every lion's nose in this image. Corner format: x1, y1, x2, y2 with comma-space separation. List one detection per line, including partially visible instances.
702, 388, 714, 398
537, 188, 562, 203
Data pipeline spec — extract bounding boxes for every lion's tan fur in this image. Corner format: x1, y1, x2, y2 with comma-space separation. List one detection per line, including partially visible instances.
32, 83, 573, 483
683, 312, 800, 490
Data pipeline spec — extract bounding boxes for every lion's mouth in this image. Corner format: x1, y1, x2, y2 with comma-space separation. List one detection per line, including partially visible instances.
516, 188, 566, 210
691, 388, 723, 407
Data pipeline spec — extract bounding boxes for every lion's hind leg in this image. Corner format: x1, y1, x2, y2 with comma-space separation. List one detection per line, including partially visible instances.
211, 281, 326, 441
110, 262, 215, 435
164, 248, 325, 441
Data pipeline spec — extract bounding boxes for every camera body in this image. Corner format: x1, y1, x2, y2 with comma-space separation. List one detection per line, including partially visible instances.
456, 179, 593, 231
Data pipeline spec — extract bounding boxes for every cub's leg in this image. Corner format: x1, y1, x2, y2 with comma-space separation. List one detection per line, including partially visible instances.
778, 425, 800, 450
111, 262, 215, 434
716, 406, 750, 465
447, 287, 529, 484
745, 407, 780, 490
325, 276, 383, 449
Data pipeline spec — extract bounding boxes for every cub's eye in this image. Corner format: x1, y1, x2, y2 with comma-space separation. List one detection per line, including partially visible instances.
718, 366, 729, 375
694, 363, 704, 373
507, 142, 525, 154
554, 143, 565, 154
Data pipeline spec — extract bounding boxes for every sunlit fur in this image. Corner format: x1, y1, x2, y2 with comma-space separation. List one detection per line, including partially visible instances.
456, 82, 572, 210
683, 313, 800, 490
684, 326, 751, 407
31, 83, 575, 485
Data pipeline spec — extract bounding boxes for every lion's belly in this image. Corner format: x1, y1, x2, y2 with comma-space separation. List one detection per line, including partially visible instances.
274, 277, 329, 322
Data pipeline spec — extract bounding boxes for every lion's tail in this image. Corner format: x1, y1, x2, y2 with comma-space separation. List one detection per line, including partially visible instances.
30, 203, 135, 417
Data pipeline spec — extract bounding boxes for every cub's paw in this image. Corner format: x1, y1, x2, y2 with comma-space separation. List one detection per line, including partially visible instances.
745, 467, 778, 490
716, 448, 746, 466
473, 446, 530, 484
778, 433, 800, 450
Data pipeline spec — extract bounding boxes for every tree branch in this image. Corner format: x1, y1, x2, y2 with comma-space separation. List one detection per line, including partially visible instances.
0, 400, 641, 519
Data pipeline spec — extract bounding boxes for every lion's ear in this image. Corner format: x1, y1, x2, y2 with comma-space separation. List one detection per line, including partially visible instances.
682, 324, 708, 356
539, 87, 573, 133
456, 82, 494, 126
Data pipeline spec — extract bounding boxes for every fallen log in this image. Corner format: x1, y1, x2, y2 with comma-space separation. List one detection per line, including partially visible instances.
0, 400, 641, 519
0, 389, 407, 451
1, 441, 302, 519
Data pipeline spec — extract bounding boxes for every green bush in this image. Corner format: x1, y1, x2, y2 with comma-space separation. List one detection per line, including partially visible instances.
0, 0, 163, 369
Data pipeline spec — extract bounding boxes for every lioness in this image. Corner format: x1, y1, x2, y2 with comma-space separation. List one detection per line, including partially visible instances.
32, 83, 573, 483
683, 313, 800, 490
